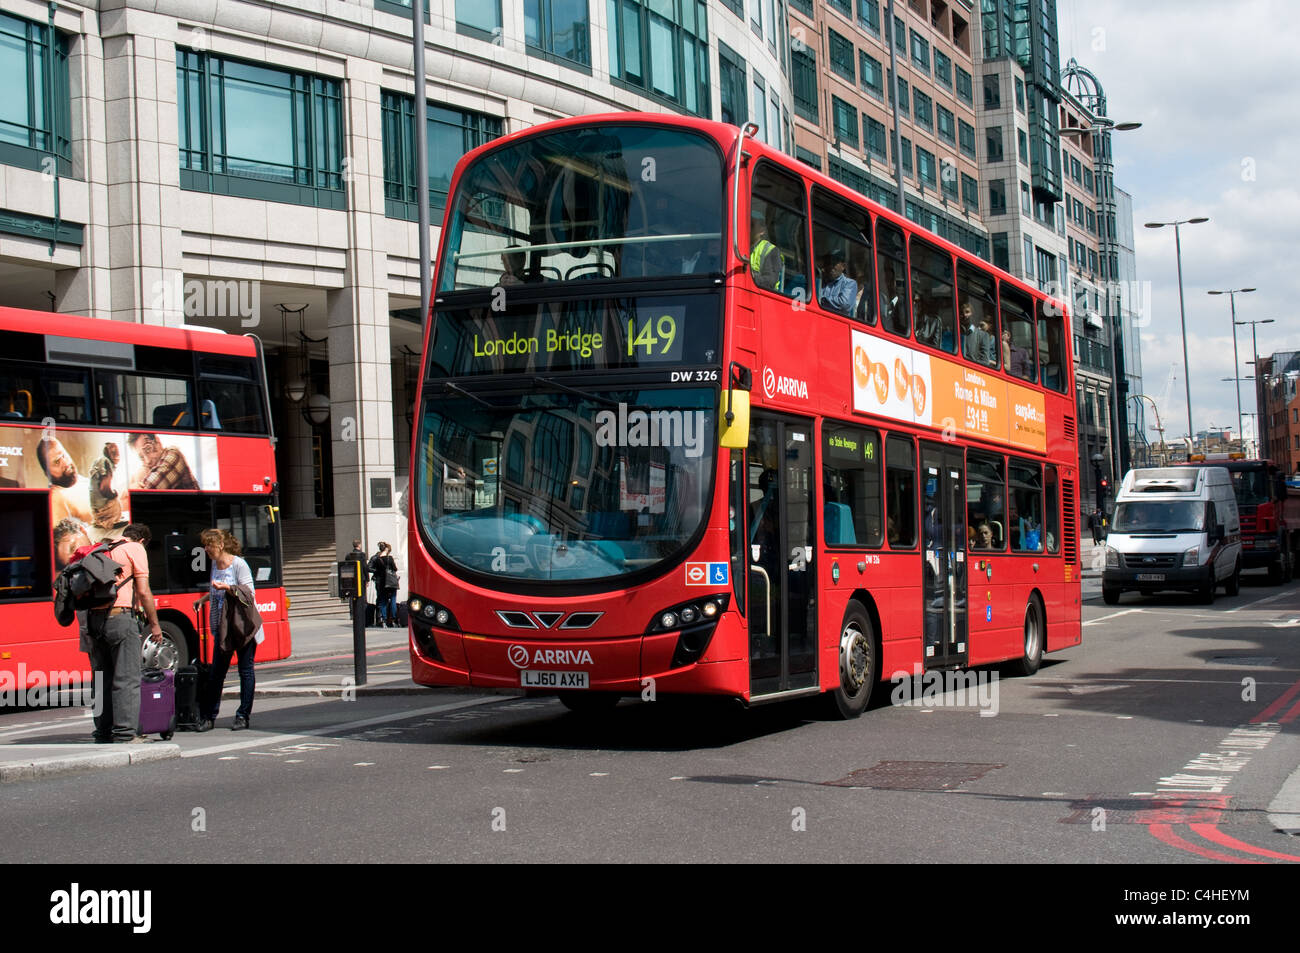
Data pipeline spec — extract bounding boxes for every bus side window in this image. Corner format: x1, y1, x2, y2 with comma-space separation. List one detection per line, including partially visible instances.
1044, 465, 1060, 553
749, 162, 809, 302
909, 237, 956, 353
876, 220, 910, 338
885, 434, 916, 547
956, 262, 998, 369
1010, 460, 1043, 552
967, 452, 1006, 550
1037, 303, 1066, 393
811, 187, 874, 323
1000, 284, 1037, 383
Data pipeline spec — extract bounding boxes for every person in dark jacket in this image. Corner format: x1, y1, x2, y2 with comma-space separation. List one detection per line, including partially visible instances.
193, 528, 262, 731
369, 542, 399, 628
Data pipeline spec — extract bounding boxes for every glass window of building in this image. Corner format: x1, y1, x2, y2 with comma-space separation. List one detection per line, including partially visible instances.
831, 95, 859, 149
914, 89, 933, 130
751, 74, 767, 142
812, 187, 873, 322
1014, 76, 1026, 112
828, 28, 855, 82
910, 30, 929, 72
958, 119, 976, 158
858, 0, 880, 34
865, 116, 887, 159
456, 0, 501, 36
525, 0, 590, 66
1017, 128, 1028, 165
961, 172, 978, 209
608, 0, 710, 117
983, 72, 1000, 109
985, 125, 1004, 162
937, 105, 955, 144
933, 50, 951, 87
381, 92, 501, 220
916, 146, 937, 189
893, 134, 912, 176
988, 179, 1006, 215
859, 50, 884, 98
955, 65, 972, 104
991, 232, 1009, 271
719, 42, 747, 125
828, 0, 852, 17
894, 74, 909, 115
791, 45, 817, 122
178, 51, 345, 209
0, 12, 72, 174
941, 159, 958, 200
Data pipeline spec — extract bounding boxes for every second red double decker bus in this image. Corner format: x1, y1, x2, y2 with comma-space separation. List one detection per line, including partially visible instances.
408, 113, 1081, 716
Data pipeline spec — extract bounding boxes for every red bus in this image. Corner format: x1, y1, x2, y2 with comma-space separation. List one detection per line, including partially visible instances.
1180, 454, 1295, 582
408, 113, 1081, 716
0, 309, 289, 689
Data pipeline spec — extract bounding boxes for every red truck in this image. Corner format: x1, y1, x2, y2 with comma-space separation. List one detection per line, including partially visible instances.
1180, 456, 1295, 582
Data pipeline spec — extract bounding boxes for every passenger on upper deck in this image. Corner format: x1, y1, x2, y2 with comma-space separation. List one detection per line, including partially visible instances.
817, 252, 858, 316
914, 290, 942, 349
749, 215, 784, 292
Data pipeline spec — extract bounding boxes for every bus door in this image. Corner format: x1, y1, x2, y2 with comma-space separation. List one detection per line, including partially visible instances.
747, 414, 817, 698
920, 443, 968, 667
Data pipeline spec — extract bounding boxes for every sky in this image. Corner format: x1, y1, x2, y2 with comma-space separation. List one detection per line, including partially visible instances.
1058, 0, 1300, 445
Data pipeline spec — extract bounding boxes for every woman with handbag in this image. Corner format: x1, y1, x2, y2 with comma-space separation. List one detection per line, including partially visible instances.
369, 542, 400, 628
193, 528, 263, 730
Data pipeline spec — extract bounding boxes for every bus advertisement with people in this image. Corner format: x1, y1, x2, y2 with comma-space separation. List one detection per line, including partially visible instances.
0, 309, 289, 688
407, 114, 1081, 716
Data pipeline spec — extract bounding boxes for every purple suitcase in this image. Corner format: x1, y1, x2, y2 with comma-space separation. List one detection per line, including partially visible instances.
139, 668, 177, 740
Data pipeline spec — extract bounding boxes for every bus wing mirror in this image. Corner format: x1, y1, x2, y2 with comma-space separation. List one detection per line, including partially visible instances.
720, 361, 751, 449
719, 389, 750, 449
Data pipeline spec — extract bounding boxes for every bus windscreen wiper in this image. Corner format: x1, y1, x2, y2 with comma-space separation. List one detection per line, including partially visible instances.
527, 375, 621, 409
435, 380, 526, 412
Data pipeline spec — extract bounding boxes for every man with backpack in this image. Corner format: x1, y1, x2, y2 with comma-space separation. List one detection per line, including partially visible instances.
81, 524, 163, 744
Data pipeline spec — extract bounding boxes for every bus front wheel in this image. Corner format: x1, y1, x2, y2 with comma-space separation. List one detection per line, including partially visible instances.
823, 601, 876, 719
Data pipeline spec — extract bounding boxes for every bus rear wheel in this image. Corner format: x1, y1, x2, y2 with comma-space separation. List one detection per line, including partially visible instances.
142, 621, 190, 672
823, 601, 876, 719
1006, 597, 1044, 677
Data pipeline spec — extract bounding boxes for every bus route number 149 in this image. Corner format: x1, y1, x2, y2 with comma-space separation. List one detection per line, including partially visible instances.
627, 314, 678, 359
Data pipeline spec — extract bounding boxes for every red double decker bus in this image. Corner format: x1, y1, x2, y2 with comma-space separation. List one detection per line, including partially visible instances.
408, 114, 1081, 716
0, 309, 289, 689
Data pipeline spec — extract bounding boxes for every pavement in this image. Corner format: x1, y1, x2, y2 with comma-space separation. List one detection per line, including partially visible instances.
0, 615, 445, 783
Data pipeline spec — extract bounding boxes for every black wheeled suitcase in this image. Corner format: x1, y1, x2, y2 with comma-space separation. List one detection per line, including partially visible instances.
396, 601, 409, 627
367, 602, 380, 627
175, 665, 200, 729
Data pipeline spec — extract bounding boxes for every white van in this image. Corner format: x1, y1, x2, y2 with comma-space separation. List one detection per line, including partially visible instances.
1102, 467, 1241, 605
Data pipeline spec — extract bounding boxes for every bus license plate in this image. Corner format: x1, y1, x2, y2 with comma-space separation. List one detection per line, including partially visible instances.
1135, 573, 1165, 582
520, 670, 589, 689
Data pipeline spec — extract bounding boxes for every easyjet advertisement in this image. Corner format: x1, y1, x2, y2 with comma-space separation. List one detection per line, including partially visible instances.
851, 330, 1045, 452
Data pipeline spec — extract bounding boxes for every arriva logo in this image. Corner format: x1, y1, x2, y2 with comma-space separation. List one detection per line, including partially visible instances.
507, 644, 594, 668
763, 367, 808, 400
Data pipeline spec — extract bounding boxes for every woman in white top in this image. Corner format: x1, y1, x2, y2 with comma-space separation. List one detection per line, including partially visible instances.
193, 528, 262, 731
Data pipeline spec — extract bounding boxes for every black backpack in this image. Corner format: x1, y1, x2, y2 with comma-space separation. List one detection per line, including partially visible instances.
52, 539, 131, 627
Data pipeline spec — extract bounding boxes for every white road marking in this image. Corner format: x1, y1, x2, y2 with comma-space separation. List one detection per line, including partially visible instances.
1083, 608, 1143, 627
285, 759, 303, 763
1226, 590, 1298, 614
1116, 715, 1133, 719
428, 765, 449, 770
590, 772, 608, 777
354, 762, 374, 766
504, 768, 524, 773
0, 713, 95, 740
181, 695, 504, 759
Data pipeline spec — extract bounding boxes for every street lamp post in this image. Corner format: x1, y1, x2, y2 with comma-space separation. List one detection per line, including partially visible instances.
1145, 217, 1210, 450
1208, 287, 1256, 453
1237, 317, 1275, 458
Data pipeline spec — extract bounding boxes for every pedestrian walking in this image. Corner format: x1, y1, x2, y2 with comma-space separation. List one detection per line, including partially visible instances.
369, 542, 400, 628
1090, 509, 1104, 545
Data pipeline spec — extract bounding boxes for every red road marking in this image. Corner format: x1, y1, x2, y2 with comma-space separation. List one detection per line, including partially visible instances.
1147, 824, 1262, 864
1190, 823, 1300, 862
1281, 696, 1300, 725
1252, 674, 1300, 723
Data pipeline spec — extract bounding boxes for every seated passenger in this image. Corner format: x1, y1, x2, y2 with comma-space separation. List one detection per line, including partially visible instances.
969, 317, 997, 367
914, 291, 942, 348
817, 252, 859, 315
749, 217, 784, 292
972, 521, 994, 549
498, 248, 526, 286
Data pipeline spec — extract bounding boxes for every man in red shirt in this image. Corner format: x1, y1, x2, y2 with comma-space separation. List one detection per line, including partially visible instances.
85, 523, 164, 744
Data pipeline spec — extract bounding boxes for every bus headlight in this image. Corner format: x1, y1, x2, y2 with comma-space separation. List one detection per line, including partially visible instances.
1182, 547, 1200, 566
